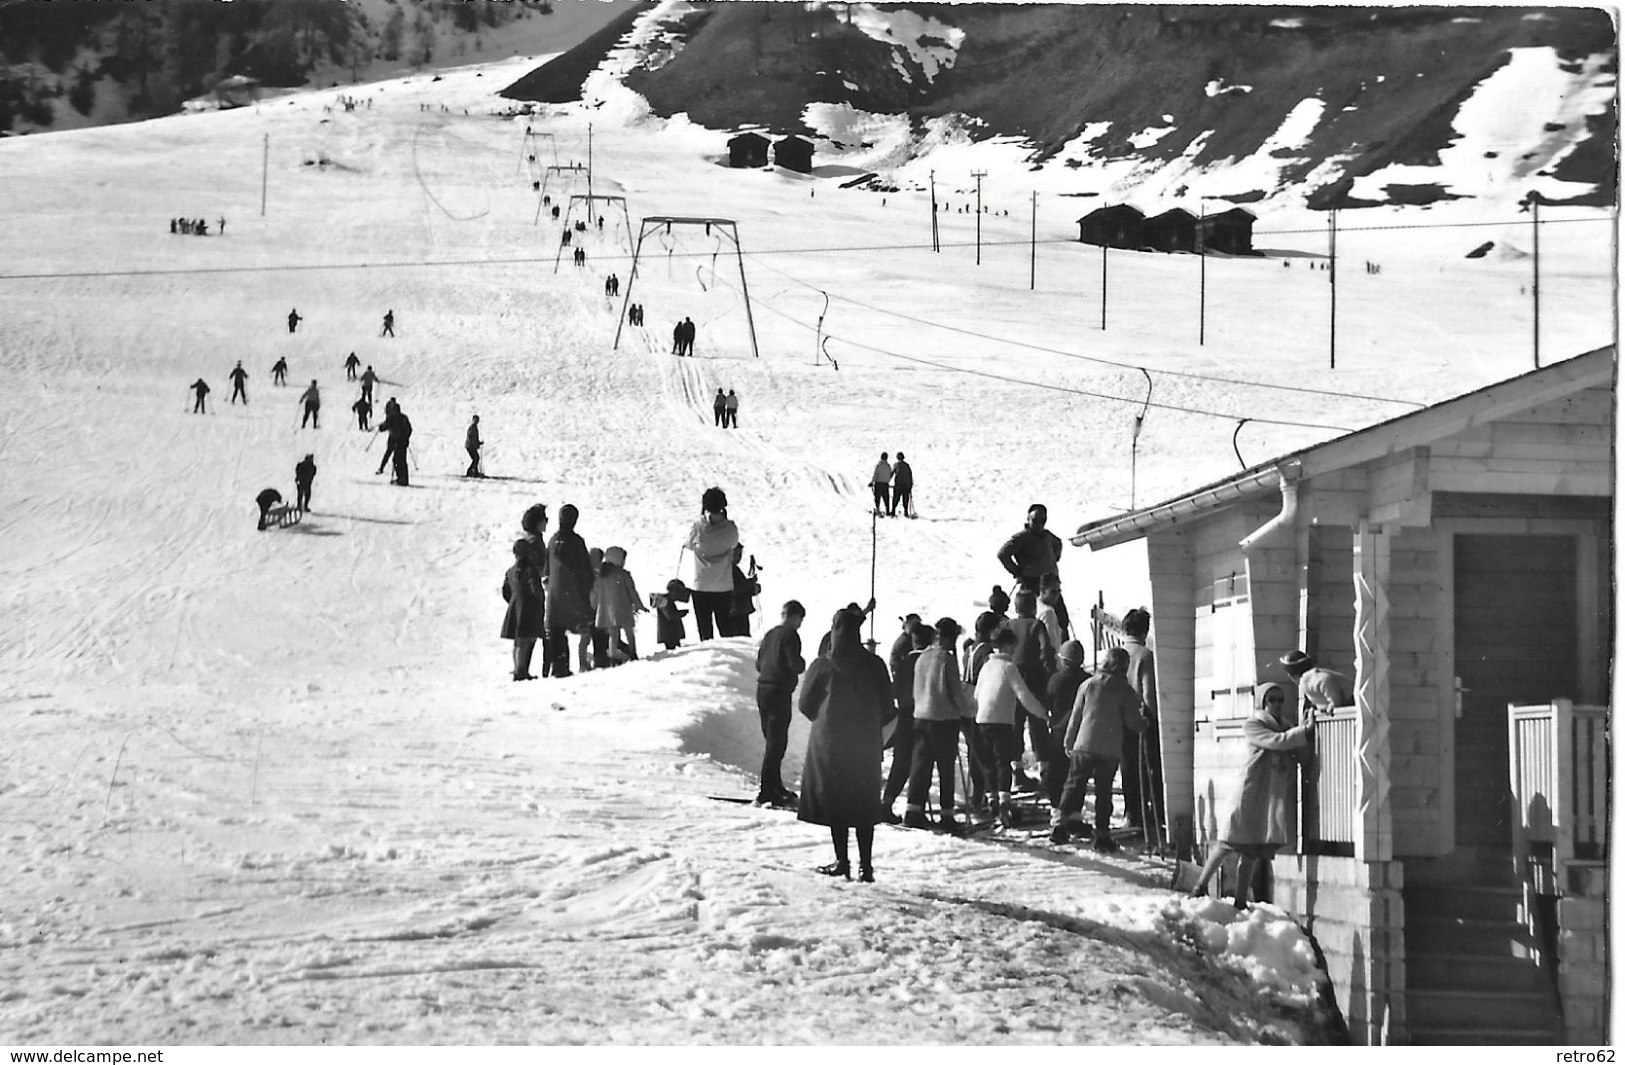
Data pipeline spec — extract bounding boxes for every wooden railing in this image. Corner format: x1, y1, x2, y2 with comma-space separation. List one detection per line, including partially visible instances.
1509, 700, 1609, 866
1305, 705, 1358, 850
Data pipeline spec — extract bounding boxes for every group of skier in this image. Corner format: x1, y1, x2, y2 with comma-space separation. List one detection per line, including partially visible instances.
710, 388, 740, 428
170, 217, 221, 236
868, 452, 915, 518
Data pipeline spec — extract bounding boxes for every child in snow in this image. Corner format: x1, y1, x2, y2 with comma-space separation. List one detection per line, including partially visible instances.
973, 622, 1049, 827
960, 609, 1000, 813
654, 579, 690, 650
591, 546, 646, 665
580, 547, 605, 671
501, 538, 546, 681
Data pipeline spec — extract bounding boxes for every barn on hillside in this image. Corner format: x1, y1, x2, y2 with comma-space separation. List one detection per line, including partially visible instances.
726, 132, 770, 168
1202, 207, 1258, 254
773, 135, 814, 174
1143, 208, 1199, 252
1077, 205, 1145, 249
1072, 345, 1615, 1045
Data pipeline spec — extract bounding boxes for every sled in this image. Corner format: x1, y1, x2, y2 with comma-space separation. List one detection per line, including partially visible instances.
264, 503, 302, 529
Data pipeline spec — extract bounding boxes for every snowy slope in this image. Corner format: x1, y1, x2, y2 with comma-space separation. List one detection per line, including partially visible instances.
0, 35, 1612, 1046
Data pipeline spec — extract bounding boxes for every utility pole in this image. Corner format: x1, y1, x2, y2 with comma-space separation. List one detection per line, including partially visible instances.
1532, 196, 1542, 368
1100, 242, 1108, 331
972, 170, 987, 265
1328, 208, 1339, 370
587, 122, 594, 223
929, 169, 940, 253
1029, 190, 1037, 290
1198, 197, 1207, 346
260, 133, 268, 217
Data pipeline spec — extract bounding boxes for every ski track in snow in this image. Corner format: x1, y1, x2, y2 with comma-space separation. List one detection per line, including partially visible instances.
0, 35, 1610, 1045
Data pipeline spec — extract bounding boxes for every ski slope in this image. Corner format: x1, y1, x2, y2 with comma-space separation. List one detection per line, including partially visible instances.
0, 30, 1613, 1048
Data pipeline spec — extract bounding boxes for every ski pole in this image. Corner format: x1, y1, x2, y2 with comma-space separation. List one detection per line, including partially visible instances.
365, 430, 379, 452
868, 505, 877, 647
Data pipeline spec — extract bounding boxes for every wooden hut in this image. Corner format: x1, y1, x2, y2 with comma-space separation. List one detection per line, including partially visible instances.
1143, 208, 1199, 252
773, 135, 814, 174
1077, 205, 1145, 249
1201, 207, 1257, 255
726, 132, 770, 169
1070, 346, 1614, 1045
212, 75, 260, 109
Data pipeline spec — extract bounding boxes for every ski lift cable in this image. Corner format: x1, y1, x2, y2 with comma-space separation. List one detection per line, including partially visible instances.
741, 250, 1426, 408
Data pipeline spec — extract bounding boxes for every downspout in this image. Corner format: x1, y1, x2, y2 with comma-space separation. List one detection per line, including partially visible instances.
1238, 464, 1300, 554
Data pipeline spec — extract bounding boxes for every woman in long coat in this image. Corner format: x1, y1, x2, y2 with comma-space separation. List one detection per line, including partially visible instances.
544, 504, 594, 678
1190, 681, 1316, 908
797, 608, 894, 882
500, 539, 546, 681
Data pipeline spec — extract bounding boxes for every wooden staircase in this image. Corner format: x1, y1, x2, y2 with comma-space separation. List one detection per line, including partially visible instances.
1403, 860, 1563, 1045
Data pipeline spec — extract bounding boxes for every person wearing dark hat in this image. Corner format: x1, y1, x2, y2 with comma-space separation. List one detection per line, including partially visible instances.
1280, 650, 1353, 717
1120, 607, 1163, 838
1189, 682, 1315, 907
1048, 646, 1148, 851
817, 599, 877, 657
798, 607, 893, 882
904, 618, 972, 834
543, 504, 594, 678
1042, 639, 1090, 811
755, 600, 808, 806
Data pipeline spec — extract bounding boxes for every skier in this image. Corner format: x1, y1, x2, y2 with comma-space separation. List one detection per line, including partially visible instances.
287, 308, 302, 334
255, 487, 284, 531
271, 356, 288, 386
298, 380, 321, 429
754, 599, 807, 806
344, 352, 360, 380
375, 397, 401, 475
377, 400, 412, 486
996, 503, 1063, 595
724, 389, 739, 429
380, 309, 395, 338
869, 452, 892, 516
190, 378, 210, 414
228, 361, 248, 405
352, 394, 372, 431
218, 217, 225, 235
465, 415, 483, 477
712, 388, 727, 428
359, 365, 378, 403
890, 452, 914, 518
903, 618, 973, 835
1049, 646, 1149, 851
294, 453, 317, 513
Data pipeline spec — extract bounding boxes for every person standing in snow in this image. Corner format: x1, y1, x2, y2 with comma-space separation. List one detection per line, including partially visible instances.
375, 397, 401, 476
190, 377, 210, 414
359, 365, 378, 403
654, 580, 690, 651
672, 321, 684, 356
880, 618, 931, 825
712, 388, 727, 427
465, 415, 483, 478
1121, 607, 1163, 840
344, 352, 360, 380
889, 452, 914, 518
904, 617, 973, 834
352, 394, 372, 431
287, 308, 302, 334
293, 453, 317, 513
1047, 646, 1147, 851
719, 543, 758, 637
377, 401, 411, 486
543, 504, 594, 678
501, 538, 545, 682
1007, 586, 1057, 794
724, 389, 739, 428
228, 361, 249, 405
271, 357, 288, 386
997, 503, 1063, 595
869, 452, 892, 517
255, 487, 284, 531
1042, 639, 1091, 813
1188, 682, 1313, 906
684, 487, 740, 641
973, 622, 1050, 828
798, 607, 893, 883
753, 600, 807, 806
380, 309, 395, 337
298, 380, 321, 429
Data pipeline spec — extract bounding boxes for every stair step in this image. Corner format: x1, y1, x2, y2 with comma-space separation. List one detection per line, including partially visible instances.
1404, 885, 1525, 921
1410, 1025, 1563, 1046
1407, 988, 1560, 1029
1406, 916, 1537, 956
1407, 952, 1550, 993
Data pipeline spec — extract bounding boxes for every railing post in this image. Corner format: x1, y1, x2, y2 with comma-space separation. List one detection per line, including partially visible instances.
1553, 698, 1576, 866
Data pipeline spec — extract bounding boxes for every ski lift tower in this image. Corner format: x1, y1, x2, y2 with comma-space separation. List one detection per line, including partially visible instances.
614, 216, 761, 359
534, 163, 588, 223
550, 194, 635, 272
518, 127, 558, 174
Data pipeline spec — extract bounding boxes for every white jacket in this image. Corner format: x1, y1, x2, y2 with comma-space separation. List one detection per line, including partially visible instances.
686, 515, 739, 594
974, 652, 1047, 726
871, 460, 892, 486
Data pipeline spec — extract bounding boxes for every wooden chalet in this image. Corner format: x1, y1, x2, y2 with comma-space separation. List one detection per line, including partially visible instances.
726, 132, 770, 169
1077, 205, 1146, 249
1201, 206, 1258, 255
1143, 208, 1199, 252
1071, 347, 1614, 1045
773, 134, 815, 174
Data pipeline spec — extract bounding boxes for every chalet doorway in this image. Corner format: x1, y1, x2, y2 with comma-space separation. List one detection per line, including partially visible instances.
1452, 533, 1579, 849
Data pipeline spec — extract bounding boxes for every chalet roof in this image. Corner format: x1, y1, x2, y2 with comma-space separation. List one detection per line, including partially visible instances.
1204, 206, 1257, 223
728, 131, 771, 146
1144, 208, 1199, 225
775, 135, 813, 147
1078, 204, 1145, 223
1071, 345, 1615, 548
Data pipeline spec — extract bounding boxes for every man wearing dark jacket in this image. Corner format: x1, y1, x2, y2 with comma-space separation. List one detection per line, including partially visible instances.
996, 503, 1063, 594
293, 454, 317, 513
1042, 639, 1090, 808
543, 504, 593, 678
1049, 646, 1147, 850
890, 452, 914, 517
377, 402, 411, 486
754, 600, 807, 805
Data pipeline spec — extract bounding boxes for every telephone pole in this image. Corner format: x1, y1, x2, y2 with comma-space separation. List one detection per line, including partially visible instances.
1532, 196, 1542, 368
1198, 197, 1207, 346
972, 170, 987, 265
1029, 190, 1037, 290
260, 133, 268, 216
929, 170, 940, 253
1328, 208, 1339, 370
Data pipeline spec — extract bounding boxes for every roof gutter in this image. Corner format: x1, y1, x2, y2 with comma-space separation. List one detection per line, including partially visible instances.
1238, 468, 1300, 554
1072, 464, 1288, 548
